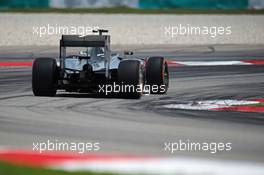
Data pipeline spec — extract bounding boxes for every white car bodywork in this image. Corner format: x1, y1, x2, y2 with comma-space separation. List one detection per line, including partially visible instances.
65, 47, 121, 72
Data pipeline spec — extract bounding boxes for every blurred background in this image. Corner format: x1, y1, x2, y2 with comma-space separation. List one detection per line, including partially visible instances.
0, 0, 263, 9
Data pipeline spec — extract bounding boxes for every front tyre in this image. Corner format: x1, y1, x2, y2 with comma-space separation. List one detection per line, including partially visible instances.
32, 58, 58, 96
146, 57, 169, 94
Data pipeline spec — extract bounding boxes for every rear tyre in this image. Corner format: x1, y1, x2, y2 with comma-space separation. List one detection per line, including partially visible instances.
146, 57, 169, 94
118, 60, 143, 99
32, 58, 58, 96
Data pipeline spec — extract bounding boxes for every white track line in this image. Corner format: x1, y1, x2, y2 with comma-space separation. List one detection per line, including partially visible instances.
52, 157, 264, 175
170, 61, 251, 66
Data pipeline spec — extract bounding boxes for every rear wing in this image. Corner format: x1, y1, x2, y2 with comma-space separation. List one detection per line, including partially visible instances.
59, 34, 111, 79
60, 35, 110, 47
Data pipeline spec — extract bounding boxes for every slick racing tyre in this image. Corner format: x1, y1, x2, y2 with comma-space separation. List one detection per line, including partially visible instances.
32, 58, 58, 96
146, 57, 169, 94
118, 60, 144, 99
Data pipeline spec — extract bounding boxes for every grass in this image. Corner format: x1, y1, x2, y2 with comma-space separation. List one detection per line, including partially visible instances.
0, 161, 116, 175
233, 102, 264, 107
242, 103, 264, 107
0, 7, 264, 14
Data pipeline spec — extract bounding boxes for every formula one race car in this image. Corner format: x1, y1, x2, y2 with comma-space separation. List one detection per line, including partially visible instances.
32, 30, 169, 98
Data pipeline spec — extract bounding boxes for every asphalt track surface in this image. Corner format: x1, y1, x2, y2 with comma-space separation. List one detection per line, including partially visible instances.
0, 45, 264, 163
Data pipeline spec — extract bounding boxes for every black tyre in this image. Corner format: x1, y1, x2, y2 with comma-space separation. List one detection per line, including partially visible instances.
146, 57, 169, 94
32, 58, 58, 96
118, 60, 143, 99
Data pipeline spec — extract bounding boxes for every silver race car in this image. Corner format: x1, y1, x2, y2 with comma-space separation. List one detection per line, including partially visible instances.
32, 30, 169, 98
